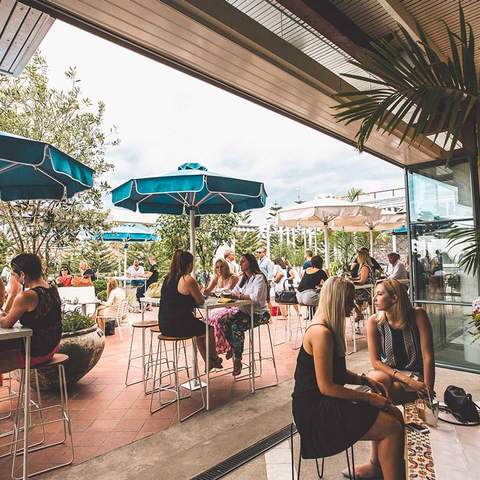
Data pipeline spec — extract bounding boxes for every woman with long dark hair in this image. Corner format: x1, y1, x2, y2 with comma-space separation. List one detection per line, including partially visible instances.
226, 253, 270, 376
0, 253, 62, 373
159, 250, 222, 368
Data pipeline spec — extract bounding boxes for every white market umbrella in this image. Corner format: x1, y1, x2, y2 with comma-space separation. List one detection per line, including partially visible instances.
277, 196, 381, 269
332, 213, 405, 253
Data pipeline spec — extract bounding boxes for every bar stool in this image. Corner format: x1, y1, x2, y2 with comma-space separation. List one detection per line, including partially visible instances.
12, 353, 74, 478
236, 321, 278, 390
149, 333, 205, 422
290, 423, 356, 479
125, 320, 158, 392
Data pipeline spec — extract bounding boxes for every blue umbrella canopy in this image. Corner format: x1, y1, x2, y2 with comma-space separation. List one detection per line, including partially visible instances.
100, 224, 157, 242
111, 162, 267, 215
0, 131, 94, 201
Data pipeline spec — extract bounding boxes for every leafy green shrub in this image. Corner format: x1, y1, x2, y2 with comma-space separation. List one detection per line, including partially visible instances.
97, 289, 107, 302
93, 279, 107, 296
62, 309, 95, 333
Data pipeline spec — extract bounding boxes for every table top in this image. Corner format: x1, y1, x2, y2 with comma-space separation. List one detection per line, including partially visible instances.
0, 326, 32, 340
63, 299, 101, 305
141, 296, 161, 305
111, 276, 147, 281
202, 297, 252, 309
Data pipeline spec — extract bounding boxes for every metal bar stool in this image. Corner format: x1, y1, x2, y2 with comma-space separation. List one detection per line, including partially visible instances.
290, 423, 356, 479
11, 353, 73, 478
149, 333, 205, 422
237, 321, 278, 390
125, 320, 158, 393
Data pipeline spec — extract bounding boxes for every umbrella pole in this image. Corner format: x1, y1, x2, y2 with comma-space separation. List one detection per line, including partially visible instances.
369, 229, 374, 255
323, 223, 330, 271
183, 208, 205, 391
124, 244, 128, 277
392, 234, 397, 253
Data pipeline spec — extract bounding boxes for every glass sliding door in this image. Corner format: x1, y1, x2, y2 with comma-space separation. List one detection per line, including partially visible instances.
407, 160, 480, 372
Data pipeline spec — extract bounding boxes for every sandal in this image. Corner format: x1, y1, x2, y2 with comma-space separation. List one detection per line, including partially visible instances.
208, 357, 223, 370
232, 359, 243, 376
342, 461, 382, 479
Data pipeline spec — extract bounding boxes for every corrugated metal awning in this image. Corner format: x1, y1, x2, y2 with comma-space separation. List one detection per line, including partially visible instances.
0, 0, 54, 76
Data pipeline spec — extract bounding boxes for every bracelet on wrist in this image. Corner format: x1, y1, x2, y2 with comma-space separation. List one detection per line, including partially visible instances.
360, 373, 368, 386
392, 369, 398, 381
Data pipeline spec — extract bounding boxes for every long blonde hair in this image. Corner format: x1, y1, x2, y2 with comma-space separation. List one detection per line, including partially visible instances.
357, 250, 372, 268
215, 258, 232, 278
316, 277, 355, 356
376, 279, 414, 330
107, 278, 118, 298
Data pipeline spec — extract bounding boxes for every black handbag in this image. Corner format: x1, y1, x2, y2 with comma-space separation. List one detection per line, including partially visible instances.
444, 385, 480, 424
275, 280, 298, 304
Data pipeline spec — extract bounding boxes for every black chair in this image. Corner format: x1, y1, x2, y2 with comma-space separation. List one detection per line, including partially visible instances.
290, 423, 356, 479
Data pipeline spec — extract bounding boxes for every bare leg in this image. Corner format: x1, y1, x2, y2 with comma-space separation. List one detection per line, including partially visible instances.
196, 328, 222, 368
360, 410, 405, 480
355, 370, 394, 476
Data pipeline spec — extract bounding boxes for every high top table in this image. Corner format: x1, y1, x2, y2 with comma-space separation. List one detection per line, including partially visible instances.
0, 326, 32, 480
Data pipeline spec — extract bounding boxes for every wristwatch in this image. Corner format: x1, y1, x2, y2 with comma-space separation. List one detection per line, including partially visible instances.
360, 373, 368, 385
392, 369, 398, 380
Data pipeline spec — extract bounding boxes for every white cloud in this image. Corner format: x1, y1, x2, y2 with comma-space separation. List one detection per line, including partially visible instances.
40, 21, 403, 224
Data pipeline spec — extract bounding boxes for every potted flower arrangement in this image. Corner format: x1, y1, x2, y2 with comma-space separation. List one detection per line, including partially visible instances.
36, 308, 106, 390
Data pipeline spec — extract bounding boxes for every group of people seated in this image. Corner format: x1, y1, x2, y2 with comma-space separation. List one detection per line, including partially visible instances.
158, 249, 271, 376
292, 276, 434, 480
56, 260, 97, 287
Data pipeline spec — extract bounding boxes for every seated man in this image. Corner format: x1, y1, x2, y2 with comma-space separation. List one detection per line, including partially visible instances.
386, 252, 408, 281
126, 258, 145, 312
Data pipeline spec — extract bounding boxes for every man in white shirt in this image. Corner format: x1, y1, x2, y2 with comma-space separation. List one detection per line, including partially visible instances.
386, 252, 408, 281
256, 247, 274, 282
126, 259, 145, 278
224, 249, 240, 275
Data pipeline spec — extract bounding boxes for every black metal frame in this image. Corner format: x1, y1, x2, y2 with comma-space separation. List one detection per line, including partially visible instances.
289, 423, 356, 479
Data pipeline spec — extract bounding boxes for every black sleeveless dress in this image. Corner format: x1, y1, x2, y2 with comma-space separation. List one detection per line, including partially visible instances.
292, 329, 379, 458
19, 286, 62, 358
158, 275, 205, 337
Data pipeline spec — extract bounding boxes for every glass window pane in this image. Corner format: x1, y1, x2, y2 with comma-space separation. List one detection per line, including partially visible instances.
416, 302, 480, 372
408, 161, 473, 222
411, 220, 478, 303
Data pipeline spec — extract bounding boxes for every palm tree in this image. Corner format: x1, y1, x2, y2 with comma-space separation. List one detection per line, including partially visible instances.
333, 6, 480, 275
346, 187, 363, 202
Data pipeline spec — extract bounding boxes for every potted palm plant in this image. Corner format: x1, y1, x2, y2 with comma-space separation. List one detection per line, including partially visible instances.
333, 7, 480, 283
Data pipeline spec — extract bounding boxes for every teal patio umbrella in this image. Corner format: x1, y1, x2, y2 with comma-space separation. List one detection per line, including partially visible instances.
0, 131, 94, 201
111, 163, 267, 261
100, 224, 158, 276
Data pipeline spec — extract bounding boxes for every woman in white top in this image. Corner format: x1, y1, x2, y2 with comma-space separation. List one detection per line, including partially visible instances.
226, 253, 270, 376
93, 278, 126, 331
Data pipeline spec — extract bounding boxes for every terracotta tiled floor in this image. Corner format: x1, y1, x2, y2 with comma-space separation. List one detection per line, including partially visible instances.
0, 307, 316, 477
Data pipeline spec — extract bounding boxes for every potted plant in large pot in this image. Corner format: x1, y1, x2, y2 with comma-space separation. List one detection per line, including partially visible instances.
37, 308, 105, 390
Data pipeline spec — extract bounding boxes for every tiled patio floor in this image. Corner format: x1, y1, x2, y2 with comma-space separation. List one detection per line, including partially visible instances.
0, 307, 332, 478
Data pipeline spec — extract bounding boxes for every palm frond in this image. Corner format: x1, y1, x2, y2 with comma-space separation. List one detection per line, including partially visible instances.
333, 6, 480, 154
447, 227, 480, 276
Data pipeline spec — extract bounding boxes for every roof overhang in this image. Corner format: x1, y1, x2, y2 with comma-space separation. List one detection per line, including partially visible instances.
21, 0, 448, 167
0, 1, 54, 76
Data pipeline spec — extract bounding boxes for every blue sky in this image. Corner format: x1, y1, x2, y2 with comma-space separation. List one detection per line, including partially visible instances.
40, 21, 403, 224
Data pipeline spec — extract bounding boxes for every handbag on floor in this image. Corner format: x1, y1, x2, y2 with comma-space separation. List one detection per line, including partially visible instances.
442, 385, 480, 425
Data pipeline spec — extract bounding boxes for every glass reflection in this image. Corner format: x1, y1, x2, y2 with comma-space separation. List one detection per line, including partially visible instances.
408, 161, 473, 222
411, 221, 477, 303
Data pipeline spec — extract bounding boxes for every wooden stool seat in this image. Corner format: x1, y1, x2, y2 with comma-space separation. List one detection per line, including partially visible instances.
150, 325, 160, 333
25, 353, 69, 370
157, 334, 194, 342
132, 320, 158, 328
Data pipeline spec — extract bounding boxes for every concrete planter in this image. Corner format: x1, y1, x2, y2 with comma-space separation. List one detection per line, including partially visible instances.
36, 326, 105, 390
